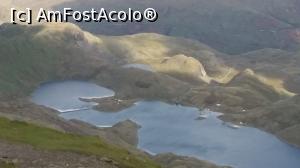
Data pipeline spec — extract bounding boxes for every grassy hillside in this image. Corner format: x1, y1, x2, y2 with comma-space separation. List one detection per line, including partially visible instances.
226, 48, 300, 94
0, 22, 299, 148
0, 23, 296, 105
0, 161, 15, 168
0, 23, 106, 99
98, 33, 236, 83
0, 25, 60, 97
221, 95, 300, 147
53, 0, 300, 54
0, 117, 160, 168
0, 23, 232, 99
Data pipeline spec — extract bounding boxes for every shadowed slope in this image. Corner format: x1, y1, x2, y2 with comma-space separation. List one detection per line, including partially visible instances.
1, 0, 300, 54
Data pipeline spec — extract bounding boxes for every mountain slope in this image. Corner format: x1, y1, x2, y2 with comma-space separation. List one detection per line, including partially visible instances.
0, 22, 300, 148
0, 23, 232, 99
222, 95, 300, 148
1, 0, 300, 54
0, 23, 106, 99
55, 0, 300, 54
0, 116, 160, 168
225, 48, 300, 94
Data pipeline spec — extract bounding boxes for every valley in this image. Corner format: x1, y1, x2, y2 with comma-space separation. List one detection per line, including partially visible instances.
30, 80, 300, 168
0, 1, 300, 167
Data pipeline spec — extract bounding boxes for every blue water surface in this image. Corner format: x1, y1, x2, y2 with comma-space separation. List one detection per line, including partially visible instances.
31, 81, 300, 168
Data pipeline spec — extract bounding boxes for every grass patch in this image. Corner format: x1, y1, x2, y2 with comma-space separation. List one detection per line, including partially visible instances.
0, 161, 15, 168
0, 24, 94, 99
0, 117, 160, 168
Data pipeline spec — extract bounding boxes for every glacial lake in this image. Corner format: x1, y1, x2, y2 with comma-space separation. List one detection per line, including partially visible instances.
31, 81, 300, 168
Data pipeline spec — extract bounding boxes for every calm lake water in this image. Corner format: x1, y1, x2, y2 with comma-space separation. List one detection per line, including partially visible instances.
31, 81, 300, 168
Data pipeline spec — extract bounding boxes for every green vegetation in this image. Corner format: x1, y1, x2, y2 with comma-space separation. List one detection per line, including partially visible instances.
0, 23, 227, 100
0, 161, 15, 168
0, 24, 61, 98
0, 117, 160, 168
0, 22, 299, 148
0, 23, 98, 99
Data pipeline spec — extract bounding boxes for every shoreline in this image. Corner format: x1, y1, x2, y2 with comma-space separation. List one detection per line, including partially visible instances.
67, 94, 300, 151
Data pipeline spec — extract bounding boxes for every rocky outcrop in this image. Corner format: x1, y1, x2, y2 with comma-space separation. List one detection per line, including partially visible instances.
154, 153, 231, 168
0, 140, 118, 168
156, 54, 210, 83
109, 120, 141, 146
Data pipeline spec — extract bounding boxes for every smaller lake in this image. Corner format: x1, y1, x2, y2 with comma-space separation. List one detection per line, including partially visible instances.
31, 81, 300, 168
31, 81, 114, 112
